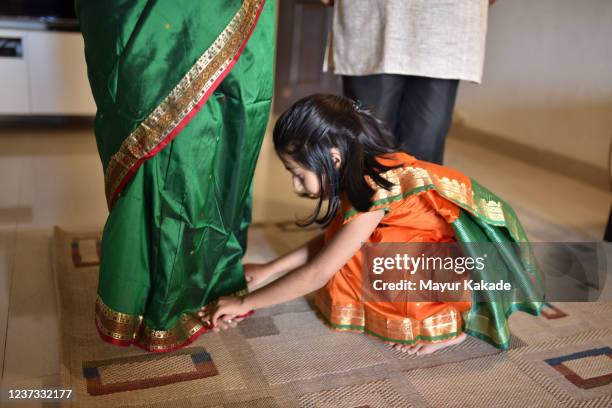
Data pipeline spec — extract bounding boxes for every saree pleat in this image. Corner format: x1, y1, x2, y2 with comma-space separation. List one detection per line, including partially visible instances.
77, 0, 275, 352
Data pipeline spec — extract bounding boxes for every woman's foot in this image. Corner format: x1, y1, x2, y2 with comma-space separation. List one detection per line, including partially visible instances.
387, 333, 467, 355
197, 307, 252, 332
197, 306, 238, 332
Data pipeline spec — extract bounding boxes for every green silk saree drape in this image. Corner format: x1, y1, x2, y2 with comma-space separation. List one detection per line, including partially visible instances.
419, 179, 546, 349
452, 209, 544, 349
76, 0, 275, 352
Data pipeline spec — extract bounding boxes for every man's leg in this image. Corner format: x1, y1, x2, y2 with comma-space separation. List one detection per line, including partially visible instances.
342, 74, 406, 132
396, 76, 459, 164
605, 207, 612, 242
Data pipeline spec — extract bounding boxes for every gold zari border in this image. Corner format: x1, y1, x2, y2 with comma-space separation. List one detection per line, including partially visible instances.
368, 165, 504, 224
95, 290, 246, 352
313, 290, 462, 343
345, 164, 525, 241
95, 295, 204, 351
104, 0, 265, 208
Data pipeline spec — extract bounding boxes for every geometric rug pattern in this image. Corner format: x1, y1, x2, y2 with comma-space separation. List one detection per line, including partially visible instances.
82, 346, 218, 395
544, 347, 611, 390
53, 225, 612, 407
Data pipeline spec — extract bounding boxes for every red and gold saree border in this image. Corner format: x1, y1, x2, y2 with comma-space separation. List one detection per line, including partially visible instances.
104, 0, 267, 210
95, 292, 250, 353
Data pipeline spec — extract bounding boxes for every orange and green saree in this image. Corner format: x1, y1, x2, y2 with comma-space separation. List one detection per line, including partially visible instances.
315, 152, 545, 349
76, 0, 275, 352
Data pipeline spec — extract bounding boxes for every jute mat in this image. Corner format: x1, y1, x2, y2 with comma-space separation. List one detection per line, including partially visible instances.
52, 224, 612, 408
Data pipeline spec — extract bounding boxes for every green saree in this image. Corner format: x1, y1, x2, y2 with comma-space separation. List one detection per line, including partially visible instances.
450, 186, 545, 349
76, 0, 275, 352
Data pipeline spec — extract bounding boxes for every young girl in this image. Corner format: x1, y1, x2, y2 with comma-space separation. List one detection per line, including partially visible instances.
199, 94, 544, 354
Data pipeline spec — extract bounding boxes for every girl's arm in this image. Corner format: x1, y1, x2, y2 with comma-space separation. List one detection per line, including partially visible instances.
266, 233, 325, 277
209, 210, 384, 325
246, 233, 325, 291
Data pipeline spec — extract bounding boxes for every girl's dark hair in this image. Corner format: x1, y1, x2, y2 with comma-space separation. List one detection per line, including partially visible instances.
273, 94, 401, 227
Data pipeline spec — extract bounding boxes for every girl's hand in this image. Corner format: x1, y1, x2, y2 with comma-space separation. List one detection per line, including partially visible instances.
244, 263, 273, 291
206, 296, 249, 328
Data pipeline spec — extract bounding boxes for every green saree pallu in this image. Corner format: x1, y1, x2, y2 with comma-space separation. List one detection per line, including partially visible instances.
450, 182, 546, 349
414, 173, 546, 349
414, 174, 546, 349
76, 0, 276, 352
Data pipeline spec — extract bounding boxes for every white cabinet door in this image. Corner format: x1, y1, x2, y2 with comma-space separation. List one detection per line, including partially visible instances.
0, 29, 31, 114
27, 31, 96, 115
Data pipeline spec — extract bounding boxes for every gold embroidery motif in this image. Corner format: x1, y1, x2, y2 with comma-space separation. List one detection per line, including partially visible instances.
95, 292, 244, 352
104, 0, 265, 209
474, 196, 505, 223
367, 166, 434, 202
95, 295, 200, 350
370, 165, 472, 210
432, 174, 470, 207
351, 164, 511, 229
95, 297, 142, 341
313, 290, 462, 343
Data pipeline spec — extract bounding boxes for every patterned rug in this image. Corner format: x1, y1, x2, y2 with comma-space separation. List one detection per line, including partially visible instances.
52, 223, 612, 408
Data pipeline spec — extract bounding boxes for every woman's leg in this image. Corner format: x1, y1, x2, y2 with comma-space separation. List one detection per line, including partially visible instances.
91, 0, 276, 350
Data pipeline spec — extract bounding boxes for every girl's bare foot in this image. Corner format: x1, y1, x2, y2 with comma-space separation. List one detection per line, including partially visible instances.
387, 333, 467, 355
385, 341, 418, 353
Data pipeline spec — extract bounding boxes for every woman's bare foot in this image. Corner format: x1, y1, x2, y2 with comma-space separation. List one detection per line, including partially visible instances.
197, 306, 252, 332
213, 316, 243, 332
197, 306, 240, 332
387, 333, 467, 355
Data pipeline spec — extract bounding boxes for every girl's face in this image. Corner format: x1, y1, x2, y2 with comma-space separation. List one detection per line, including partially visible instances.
280, 155, 321, 199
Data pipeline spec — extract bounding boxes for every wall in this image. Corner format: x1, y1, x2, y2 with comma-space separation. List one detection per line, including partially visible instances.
456, 0, 612, 171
